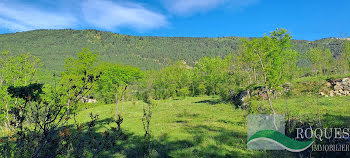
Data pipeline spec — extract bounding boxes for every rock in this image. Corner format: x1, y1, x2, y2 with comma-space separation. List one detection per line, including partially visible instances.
87, 99, 97, 103
344, 86, 350, 91
232, 90, 249, 106
334, 85, 342, 91
336, 82, 342, 86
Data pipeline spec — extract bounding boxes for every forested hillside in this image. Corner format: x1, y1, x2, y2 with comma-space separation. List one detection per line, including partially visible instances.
0, 29, 346, 71
1, 28, 350, 157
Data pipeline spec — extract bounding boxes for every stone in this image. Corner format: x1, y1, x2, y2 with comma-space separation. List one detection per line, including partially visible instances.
87, 99, 97, 103
334, 85, 342, 91
344, 86, 350, 91
336, 82, 342, 86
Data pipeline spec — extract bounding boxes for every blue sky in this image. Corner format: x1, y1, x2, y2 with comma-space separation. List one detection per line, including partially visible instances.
0, 0, 349, 40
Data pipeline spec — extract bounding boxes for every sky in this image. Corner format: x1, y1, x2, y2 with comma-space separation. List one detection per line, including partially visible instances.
0, 0, 349, 40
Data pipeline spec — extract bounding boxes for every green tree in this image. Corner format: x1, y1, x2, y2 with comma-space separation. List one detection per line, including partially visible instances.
338, 41, 350, 74
60, 48, 100, 109
152, 61, 192, 99
194, 56, 228, 95
0, 52, 42, 131
241, 28, 294, 129
306, 47, 334, 76
96, 62, 143, 122
238, 38, 260, 85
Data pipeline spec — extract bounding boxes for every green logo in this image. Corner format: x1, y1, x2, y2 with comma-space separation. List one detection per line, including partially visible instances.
248, 129, 314, 152
247, 114, 314, 152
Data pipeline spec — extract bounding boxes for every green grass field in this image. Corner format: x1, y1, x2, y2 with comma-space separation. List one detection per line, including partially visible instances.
67, 95, 350, 157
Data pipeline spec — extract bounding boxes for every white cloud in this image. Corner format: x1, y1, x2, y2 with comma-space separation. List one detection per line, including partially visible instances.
164, 0, 258, 15
0, 17, 32, 31
0, 0, 168, 32
166, 0, 225, 15
81, 0, 168, 31
0, 2, 77, 31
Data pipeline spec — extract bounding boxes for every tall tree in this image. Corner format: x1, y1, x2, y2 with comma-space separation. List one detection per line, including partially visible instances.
195, 56, 228, 95
338, 41, 350, 74
0, 52, 42, 131
60, 48, 100, 109
306, 47, 334, 76
96, 62, 143, 123
242, 28, 294, 129
238, 39, 260, 85
152, 61, 191, 99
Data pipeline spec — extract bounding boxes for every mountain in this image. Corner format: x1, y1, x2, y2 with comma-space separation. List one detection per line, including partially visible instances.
0, 29, 345, 71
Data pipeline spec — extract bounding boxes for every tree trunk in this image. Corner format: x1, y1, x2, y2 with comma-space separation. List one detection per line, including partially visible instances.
192, 83, 195, 96
253, 66, 257, 82
120, 86, 128, 117
5, 103, 10, 130
286, 98, 290, 130
317, 93, 321, 126
114, 91, 119, 120
257, 53, 278, 130
249, 73, 252, 84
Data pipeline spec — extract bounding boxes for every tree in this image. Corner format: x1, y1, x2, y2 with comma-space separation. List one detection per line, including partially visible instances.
0, 52, 42, 131
194, 56, 228, 95
338, 41, 350, 74
241, 28, 295, 129
306, 47, 334, 76
96, 62, 143, 125
152, 61, 192, 99
238, 38, 260, 85
60, 48, 100, 109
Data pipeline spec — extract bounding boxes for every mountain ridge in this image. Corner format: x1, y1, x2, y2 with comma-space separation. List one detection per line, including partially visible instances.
0, 29, 345, 71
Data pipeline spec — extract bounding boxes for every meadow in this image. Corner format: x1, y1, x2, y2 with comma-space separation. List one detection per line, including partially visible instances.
60, 95, 350, 157
1, 28, 350, 157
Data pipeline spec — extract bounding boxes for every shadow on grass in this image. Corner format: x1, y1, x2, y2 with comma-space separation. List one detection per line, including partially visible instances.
322, 113, 350, 128
176, 125, 262, 158
2, 117, 253, 157
194, 99, 222, 105
194, 98, 242, 109
1, 113, 276, 157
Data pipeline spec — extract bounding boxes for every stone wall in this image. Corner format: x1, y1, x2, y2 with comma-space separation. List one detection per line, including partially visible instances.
320, 77, 350, 97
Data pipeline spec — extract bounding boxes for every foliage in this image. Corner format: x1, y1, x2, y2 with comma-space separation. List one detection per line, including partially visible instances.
306, 47, 335, 76
152, 61, 192, 99
0, 29, 344, 74
1, 28, 350, 157
1, 74, 97, 157
95, 62, 143, 104
59, 48, 100, 111
0, 52, 42, 131
338, 41, 350, 74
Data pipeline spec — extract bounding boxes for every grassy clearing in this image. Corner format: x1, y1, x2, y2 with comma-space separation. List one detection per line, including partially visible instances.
69, 94, 350, 157
253, 95, 350, 128
72, 96, 267, 157
2, 95, 349, 157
